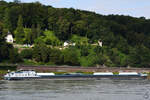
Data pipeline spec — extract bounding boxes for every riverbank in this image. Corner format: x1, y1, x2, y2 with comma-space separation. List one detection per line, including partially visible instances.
1, 64, 150, 73
18, 65, 150, 73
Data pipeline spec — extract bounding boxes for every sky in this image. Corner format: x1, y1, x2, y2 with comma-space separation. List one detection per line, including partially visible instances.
6, 0, 150, 18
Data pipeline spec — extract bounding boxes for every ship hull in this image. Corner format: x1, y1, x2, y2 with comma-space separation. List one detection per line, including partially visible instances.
4, 75, 147, 80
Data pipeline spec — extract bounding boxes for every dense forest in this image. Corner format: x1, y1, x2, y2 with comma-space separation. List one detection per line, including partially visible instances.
0, 0, 150, 67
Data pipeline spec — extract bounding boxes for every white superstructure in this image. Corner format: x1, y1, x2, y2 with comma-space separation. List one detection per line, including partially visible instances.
4, 70, 56, 80
37, 73, 55, 76
93, 72, 113, 75
4, 70, 39, 78
119, 72, 138, 76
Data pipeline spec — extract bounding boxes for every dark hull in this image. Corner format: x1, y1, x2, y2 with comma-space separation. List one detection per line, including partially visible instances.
5, 75, 147, 80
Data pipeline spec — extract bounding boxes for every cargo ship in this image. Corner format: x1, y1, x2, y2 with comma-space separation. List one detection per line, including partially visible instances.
4, 70, 148, 80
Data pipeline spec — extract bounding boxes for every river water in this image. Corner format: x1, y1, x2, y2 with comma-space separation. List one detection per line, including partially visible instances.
0, 79, 150, 100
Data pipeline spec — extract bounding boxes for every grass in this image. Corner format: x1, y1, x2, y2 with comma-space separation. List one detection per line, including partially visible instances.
113, 72, 119, 75
0, 70, 7, 74
54, 72, 68, 75
75, 71, 94, 75
0, 70, 8, 80
82, 72, 94, 75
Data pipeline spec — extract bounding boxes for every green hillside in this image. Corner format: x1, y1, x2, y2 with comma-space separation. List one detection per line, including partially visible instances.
0, 1, 150, 67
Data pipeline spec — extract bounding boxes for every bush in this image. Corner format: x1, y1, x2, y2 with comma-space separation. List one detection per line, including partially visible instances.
32, 43, 50, 62
20, 49, 33, 59
62, 48, 81, 66
49, 48, 63, 64
9, 48, 22, 63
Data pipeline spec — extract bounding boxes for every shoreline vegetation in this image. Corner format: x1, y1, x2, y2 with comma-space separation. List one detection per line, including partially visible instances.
0, 0, 150, 70
1, 64, 150, 73
0, 64, 17, 80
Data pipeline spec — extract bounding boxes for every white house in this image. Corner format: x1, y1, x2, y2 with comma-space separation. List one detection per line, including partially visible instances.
98, 40, 102, 47
91, 40, 103, 47
5, 33, 13, 43
64, 41, 76, 47
64, 41, 69, 47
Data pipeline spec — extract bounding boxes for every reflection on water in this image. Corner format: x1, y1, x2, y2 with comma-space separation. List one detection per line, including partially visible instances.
0, 79, 150, 100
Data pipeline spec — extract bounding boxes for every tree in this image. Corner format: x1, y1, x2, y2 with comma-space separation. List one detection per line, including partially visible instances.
79, 45, 90, 56
31, 24, 37, 41
35, 30, 61, 46
36, 24, 42, 37
79, 46, 105, 67
55, 19, 71, 41
71, 35, 89, 45
0, 21, 5, 38
20, 49, 33, 59
128, 46, 150, 67
3, 8, 12, 32
9, 48, 22, 63
24, 28, 32, 44
15, 15, 24, 44
0, 21, 15, 62
43, 30, 60, 46
49, 48, 63, 64
72, 20, 87, 36
33, 43, 50, 62
48, 7, 58, 30
62, 48, 80, 66
34, 36, 45, 44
